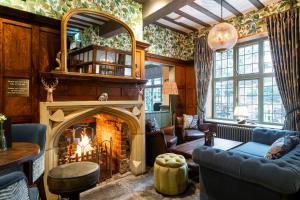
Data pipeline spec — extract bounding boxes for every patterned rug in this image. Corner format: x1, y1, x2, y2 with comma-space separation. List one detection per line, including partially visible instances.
81, 171, 200, 200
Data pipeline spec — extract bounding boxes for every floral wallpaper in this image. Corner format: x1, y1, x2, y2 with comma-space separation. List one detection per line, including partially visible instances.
143, 24, 194, 61
0, 0, 296, 60
0, 0, 143, 40
144, 0, 293, 61
80, 26, 132, 52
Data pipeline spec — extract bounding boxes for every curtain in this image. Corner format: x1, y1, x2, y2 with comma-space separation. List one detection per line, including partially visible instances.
266, 7, 300, 131
194, 36, 213, 124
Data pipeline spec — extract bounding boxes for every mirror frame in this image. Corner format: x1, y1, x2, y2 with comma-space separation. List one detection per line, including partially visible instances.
60, 8, 136, 78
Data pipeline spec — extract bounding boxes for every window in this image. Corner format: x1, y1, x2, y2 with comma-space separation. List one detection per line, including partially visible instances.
212, 39, 285, 124
145, 78, 162, 111
145, 65, 163, 112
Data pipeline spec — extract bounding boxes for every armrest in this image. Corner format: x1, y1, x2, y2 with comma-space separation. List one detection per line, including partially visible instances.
161, 125, 175, 136
192, 146, 300, 194
0, 171, 27, 190
199, 123, 217, 133
252, 128, 299, 145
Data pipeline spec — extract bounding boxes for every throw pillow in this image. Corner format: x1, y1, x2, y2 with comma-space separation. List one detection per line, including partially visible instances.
145, 118, 160, 133
183, 114, 198, 129
265, 135, 300, 160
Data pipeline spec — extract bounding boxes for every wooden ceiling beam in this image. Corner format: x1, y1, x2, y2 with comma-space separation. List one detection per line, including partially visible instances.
70, 17, 103, 27
189, 2, 222, 22
248, 0, 265, 10
143, 0, 195, 26
153, 22, 188, 35
164, 16, 198, 32
68, 21, 90, 28
76, 13, 108, 23
67, 24, 84, 31
213, 0, 242, 16
175, 10, 209, 27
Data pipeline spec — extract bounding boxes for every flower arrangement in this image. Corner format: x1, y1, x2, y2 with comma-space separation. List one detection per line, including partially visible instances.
0, 113, 7, 131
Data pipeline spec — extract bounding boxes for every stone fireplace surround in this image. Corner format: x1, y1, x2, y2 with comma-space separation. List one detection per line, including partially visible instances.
40, 100, 145, 198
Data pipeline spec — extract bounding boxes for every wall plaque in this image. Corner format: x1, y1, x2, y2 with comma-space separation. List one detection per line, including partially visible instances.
6, 79, 30, 97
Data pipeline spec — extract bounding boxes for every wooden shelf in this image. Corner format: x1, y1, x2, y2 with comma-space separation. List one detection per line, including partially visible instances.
40, 71, 148, 84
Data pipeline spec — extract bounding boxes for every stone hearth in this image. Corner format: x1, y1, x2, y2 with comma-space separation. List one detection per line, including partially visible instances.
40, 100, 145, 198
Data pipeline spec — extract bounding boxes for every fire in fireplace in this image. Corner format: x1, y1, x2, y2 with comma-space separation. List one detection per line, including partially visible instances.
57, 113, 130, 180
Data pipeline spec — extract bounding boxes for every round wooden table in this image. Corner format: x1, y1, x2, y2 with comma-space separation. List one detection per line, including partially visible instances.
0, 142, 40, 170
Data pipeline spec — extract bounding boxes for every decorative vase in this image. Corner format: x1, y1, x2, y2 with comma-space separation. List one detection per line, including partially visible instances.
0, 130, 7, 151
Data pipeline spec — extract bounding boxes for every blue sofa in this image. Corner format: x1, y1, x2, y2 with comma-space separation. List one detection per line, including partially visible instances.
192, 128, 300, 200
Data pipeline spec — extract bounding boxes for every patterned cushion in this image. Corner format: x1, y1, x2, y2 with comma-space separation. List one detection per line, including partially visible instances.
183, 114, 198, 129
145, 118, 160, 133
32, 153, 45, 182
0, 179, 30, 200
265, 136, 300, 160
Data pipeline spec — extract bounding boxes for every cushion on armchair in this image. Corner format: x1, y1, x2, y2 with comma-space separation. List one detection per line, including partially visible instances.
183, 114, 198, 129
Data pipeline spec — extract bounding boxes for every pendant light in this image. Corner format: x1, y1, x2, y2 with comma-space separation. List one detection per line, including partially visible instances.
207, 0, 238, 52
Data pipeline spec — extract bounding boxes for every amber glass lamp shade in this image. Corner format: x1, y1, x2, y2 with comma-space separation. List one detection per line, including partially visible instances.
163, 81, 178, 95
207, 22, 238, 52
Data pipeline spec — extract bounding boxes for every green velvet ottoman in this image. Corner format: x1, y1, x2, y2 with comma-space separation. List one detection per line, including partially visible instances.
154, 153, 188, 195
47, 162, 100, 200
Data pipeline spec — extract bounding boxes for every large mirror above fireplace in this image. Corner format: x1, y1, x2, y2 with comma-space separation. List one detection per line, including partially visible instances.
59, 8, 136, 79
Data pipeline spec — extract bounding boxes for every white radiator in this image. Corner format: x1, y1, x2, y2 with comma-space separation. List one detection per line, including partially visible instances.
216, 124, 253, 142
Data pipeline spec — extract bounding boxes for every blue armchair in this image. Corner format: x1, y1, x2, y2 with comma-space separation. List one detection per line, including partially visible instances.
0, 171, 39, 200
193, 128, 300, 200
11, 124, 47, 200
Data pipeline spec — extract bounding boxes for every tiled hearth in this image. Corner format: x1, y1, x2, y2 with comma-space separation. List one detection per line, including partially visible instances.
40, 100, 145, 198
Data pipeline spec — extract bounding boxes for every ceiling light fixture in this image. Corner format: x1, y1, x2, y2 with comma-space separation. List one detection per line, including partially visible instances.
207, 0, 238, 51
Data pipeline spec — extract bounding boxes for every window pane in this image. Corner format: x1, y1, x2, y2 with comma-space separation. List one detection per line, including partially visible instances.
264, 41, 273, 73
214, 50, 233, 78
153, 87, 162, 103
145, 88, 152, 111
238, 44, 259, 74
214, 80, 233, 119
238, 79, 259, 120
146, 79, 152, 86
263, 77, 285, 123
153, 78, 161, 85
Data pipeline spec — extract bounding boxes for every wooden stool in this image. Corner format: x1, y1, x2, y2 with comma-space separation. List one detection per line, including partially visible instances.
47, 162, 100, 200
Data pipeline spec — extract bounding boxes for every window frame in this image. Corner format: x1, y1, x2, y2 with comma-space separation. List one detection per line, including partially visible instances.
212, 37, 284, 125
145, 78, 163, 112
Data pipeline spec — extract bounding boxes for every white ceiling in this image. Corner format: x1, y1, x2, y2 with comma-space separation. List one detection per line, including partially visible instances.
154, 0, 280, 34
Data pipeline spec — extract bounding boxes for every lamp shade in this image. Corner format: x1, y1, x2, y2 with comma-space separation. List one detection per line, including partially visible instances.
207, 22, 238, 52
163, 81, 178, 95
234, 106, 249, 117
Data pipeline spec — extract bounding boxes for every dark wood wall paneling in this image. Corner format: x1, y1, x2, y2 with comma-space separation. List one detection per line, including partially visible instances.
145, 53, 196, 116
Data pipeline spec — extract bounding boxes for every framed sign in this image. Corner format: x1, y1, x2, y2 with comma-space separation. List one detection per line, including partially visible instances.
5, 79, 30, 97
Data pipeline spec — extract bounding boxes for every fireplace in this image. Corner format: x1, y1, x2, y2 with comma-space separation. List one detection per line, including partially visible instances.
40, 100, 145, 198
57, 114, 131, 180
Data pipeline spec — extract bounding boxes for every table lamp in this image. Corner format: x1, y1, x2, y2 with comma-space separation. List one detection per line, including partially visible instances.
234, 106, 249, 124
163, 80, 178, 125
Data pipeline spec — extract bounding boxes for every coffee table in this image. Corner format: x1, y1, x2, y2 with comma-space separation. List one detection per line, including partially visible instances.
170, 138, 243, 159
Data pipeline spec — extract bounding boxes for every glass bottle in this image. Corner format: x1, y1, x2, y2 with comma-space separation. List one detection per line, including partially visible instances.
0, 129, 7, 151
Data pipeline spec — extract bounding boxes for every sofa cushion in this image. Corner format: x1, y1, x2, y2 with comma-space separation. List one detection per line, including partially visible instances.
229, 142, 270, 158
265, 136, 300, 160
183, 114, 198, 129
185, 129, 205, 141
165, 135, 177, 148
